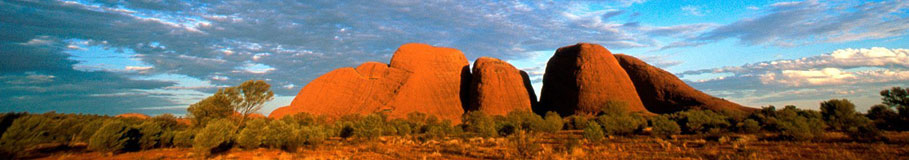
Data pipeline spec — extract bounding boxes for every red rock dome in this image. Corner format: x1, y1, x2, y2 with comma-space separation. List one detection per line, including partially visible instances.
538, 43, 649, 116
269, 62, 411, 119
385, 43, 471, 122
468, 57, 536, 116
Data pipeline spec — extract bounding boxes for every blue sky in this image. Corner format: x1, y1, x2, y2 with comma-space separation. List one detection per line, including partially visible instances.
1, 0, 907, 116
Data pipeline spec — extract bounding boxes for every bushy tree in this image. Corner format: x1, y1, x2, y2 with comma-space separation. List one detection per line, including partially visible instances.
231, 80, 274, 130
879, 87, 908, 130
187, 80, 274, 128
867, 104, 900, 130
820, 99, 873, 131
880, 87, 909, 109
649, 115, 680, 138
193, 119, 236, 156
463, 111, 497, 137
186, 89, 236, 127
89, 120, 141, 153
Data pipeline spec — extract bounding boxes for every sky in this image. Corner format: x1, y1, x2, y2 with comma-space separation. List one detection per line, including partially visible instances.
1, 0, 908, 116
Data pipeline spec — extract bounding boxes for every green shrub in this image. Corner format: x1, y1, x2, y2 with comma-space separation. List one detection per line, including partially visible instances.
297, 125, 329, 146
77, 119, 105, 142
596, 113, 646, 136
172, 129, 196, 147
539, 111, 564, 133
773, 107, 826, 141
565, 115, 590, 130
159, 130, 176, 147
739, 119, 761, 133
504, 110, 545, 132
820, 99, 873, 131
388, 119, 414, 136
136, 121, 165, 149
582, 122, 605, 141
0, 115, 56, 153
151, 113, 183, 129
463, 111, 497, 137
496, 122, 518, 136
88, 120, 141, 153
263, 119, 294, 149
776, 115, 825, 141
649, 115, 680, 138
421, 120, 457, 139
509, 131, 541, 159
846, 124, 885, 142
0, 113, 25, 139
193, 119, 236, 156
237, 119, 267, 149
51, 117, 82, 143
352, 114, 385, 139
670, 110, 731, 134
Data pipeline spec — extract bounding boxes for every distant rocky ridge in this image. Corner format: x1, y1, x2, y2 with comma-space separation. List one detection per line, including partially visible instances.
270, 43, 755, 121
614, 54, 756, 113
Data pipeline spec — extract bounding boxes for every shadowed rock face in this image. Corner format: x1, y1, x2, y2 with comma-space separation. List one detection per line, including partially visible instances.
538, 43, 649, 116
468, 57, 535, 116
613, 54, 756, 113
386, 43, 471, 122
269, 62, 411, 119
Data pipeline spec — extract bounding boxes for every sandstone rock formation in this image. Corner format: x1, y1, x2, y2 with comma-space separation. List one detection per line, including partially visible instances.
538, 43, 649, 116
385, 43, 471, 122
269, 62, 411, 119
115, 113, 150, 119
614, 54, 756, 113
270, 43, 469, 122
467, 57, 536, 116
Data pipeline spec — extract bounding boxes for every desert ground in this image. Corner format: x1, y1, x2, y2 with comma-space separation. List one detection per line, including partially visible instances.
36, 131, 909, 160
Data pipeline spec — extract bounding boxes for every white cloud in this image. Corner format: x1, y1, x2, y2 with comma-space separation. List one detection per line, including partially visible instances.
681, 5, 706, 16
684, 47, 909, 110
681, 47, 909, 76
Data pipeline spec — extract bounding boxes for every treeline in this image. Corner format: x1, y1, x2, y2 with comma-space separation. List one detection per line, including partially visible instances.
0, 81, 906, 158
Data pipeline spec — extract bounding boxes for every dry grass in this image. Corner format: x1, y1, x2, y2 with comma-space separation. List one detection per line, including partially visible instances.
37, 131, 909, 160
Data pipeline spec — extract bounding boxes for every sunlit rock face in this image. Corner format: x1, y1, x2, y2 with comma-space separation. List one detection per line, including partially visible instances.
269, 62, 411, 119
384, 43, 471, 122
467, 57, 536, 116
271, 43, 470, 122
